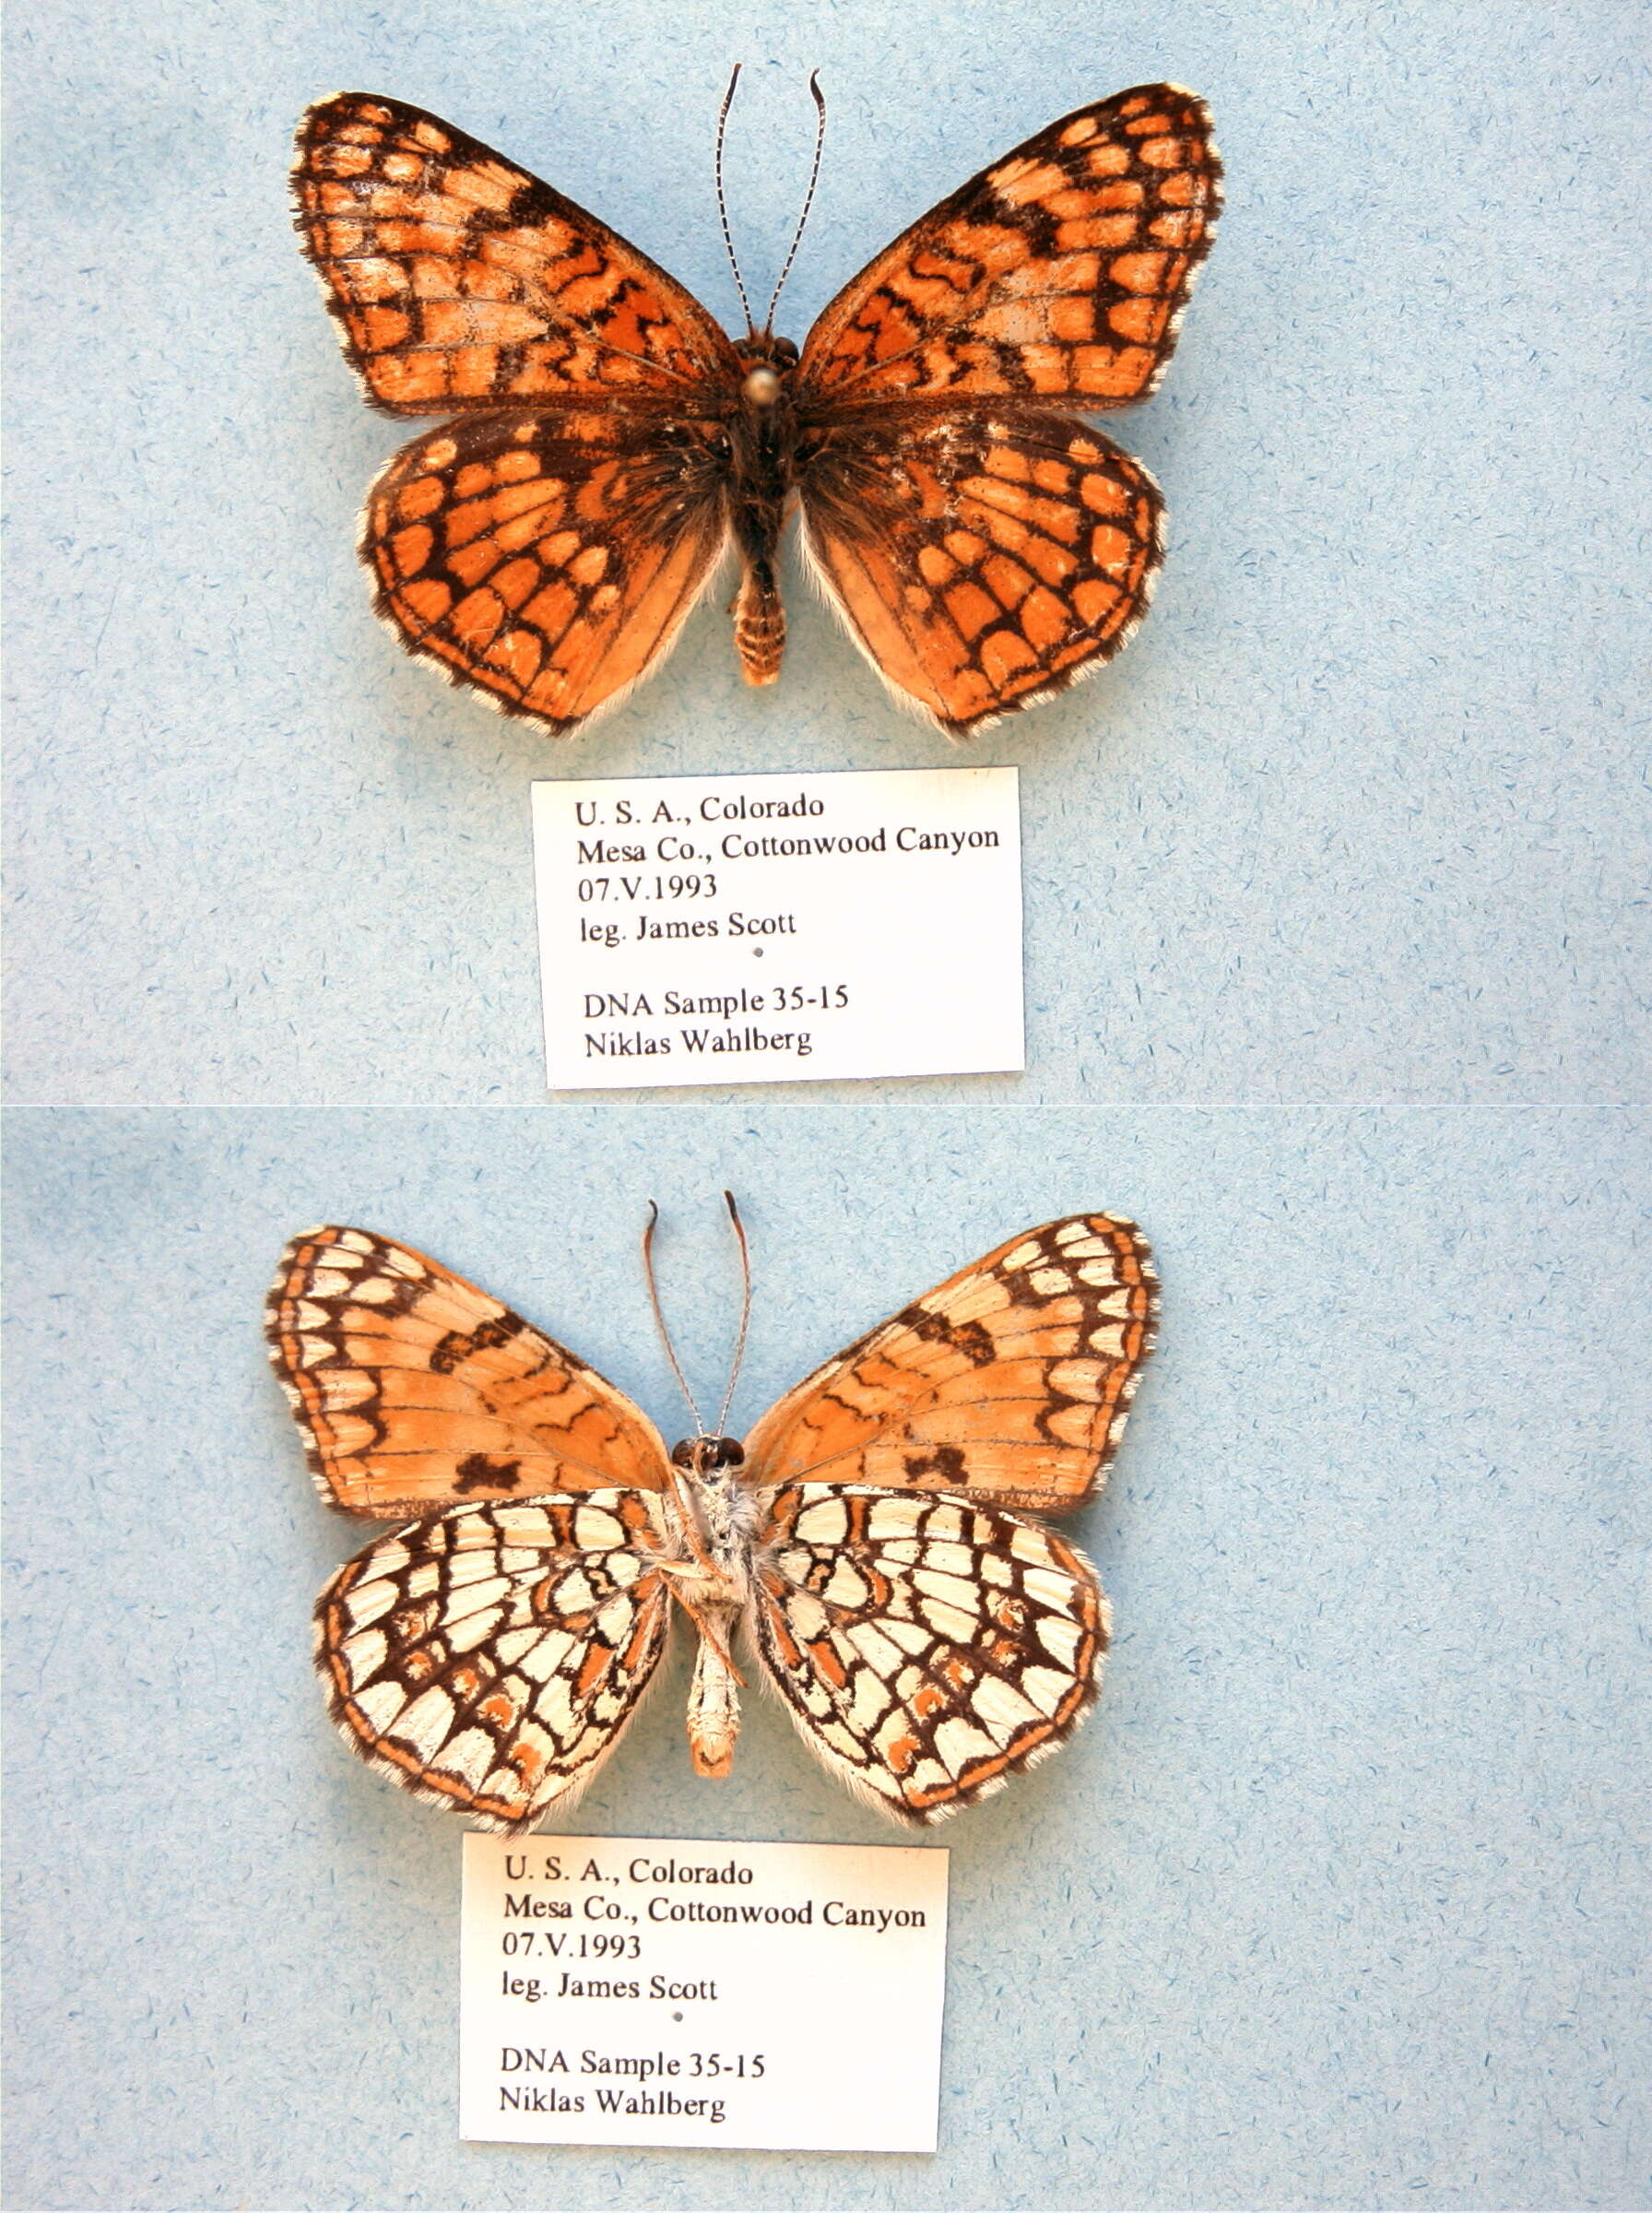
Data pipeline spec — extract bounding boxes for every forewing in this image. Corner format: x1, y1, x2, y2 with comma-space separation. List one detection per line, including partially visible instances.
266, 1225, 671, 1517
294, 93, 740, 414
751, 1485, 1107, 1824
317, 1493, 671, 1829
742, 1215, 1156, 1513
796, 86, 1219, 411
360, 408, 727, 733
799, 411, 1162, 735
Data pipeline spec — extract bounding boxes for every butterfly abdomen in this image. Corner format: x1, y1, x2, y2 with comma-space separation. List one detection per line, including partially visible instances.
733, 561, 785, 686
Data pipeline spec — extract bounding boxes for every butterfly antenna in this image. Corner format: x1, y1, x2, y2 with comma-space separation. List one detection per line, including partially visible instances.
642, 1201, 707, 1438
762, 71, 826, 333
714, 63, 756, 336
713, 1191, 753, 1437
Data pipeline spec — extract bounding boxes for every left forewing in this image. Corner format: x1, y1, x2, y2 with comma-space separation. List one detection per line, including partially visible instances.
741, 1215, 1157, 1512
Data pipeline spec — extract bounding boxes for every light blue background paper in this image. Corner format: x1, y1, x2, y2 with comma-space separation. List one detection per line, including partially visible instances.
4, 1104, 1646, 2209
5, 0, 1648, 1103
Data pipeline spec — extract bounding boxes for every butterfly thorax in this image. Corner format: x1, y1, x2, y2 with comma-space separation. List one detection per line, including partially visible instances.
726, 335, 802, 691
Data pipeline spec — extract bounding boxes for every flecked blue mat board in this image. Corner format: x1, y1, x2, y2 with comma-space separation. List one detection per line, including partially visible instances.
5, 0, 1648, 1104
4, 1104, 1646, 2211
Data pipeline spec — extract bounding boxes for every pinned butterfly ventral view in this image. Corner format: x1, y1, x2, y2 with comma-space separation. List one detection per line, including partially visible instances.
292, 74, 1221, 740
266, 1201, 1157, 1830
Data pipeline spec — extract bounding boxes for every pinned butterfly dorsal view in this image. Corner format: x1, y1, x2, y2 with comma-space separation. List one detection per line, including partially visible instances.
266, 1202, 1158, 1829
292, 73, 1221, 739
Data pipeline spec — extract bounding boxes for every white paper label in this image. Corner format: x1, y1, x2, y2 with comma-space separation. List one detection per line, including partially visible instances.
532, 766, 1022, 1089
459, 1833, 950, 2152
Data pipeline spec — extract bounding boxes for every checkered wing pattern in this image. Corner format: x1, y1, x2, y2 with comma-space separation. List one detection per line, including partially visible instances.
316, 1492, 672, 1829
266, 1225, 672, 1517
293, 93, 740, 414
798, 413, 1162, 733
796, 86, 1221, 409
741, 1215, 1156, 1513
751, 1485, 1109, 1823
360, 408, 727, 730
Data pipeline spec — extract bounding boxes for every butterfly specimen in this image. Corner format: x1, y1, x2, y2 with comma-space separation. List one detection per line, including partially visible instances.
291, 76, 1221, 738
266, 1202, 1157, 1829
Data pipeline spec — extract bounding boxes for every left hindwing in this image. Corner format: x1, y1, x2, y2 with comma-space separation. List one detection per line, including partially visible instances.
360, 408, 729, 732
749, 1484, 1109, 1824
316, 1492, 673, 1831
797, 411, 1162, 734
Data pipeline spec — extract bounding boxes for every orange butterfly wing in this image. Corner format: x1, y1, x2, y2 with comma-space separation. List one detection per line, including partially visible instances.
796, 86, 1221, 409
740, 1214, 1157, 1513
266, 1225, 672, 1516
360, 408, 727, 731
293, 93, 740, 414
798, 413, 1162, 733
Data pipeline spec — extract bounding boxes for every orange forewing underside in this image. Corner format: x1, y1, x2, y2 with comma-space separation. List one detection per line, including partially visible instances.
265, 1225, 671, 1516
741, 1213, 1157, 1512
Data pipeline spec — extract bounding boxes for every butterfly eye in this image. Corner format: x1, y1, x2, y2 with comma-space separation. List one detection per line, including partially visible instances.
670, 1436, 746, 1472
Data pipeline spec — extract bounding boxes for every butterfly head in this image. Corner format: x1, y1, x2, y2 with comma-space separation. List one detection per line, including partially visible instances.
671, 1433, 746, 1478
735, 333, 799, 408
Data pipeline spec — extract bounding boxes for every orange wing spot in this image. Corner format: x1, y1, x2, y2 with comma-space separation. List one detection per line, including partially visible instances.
913, 1684, 946, 1720
446, 537, 502, 589
1074, 344, 1155, 396
1108, 252, 1171, 294
886, 1733, 920, 1775
494, 447, 541, 482
454, 460, 494, 499
945, 582, 998, 641
1138, 136, 1187, 170
1149, 210, 1199, 247
980, 629, 1039, 685
398, 577, 452, 626
1049, 294, 1096, 339
450, 587, 506, 647
917, 543, 959, 586
395, 475, 445, 522
391, 524, 432, 576
1090, 525, 1133, 572
361, 306, 412, 351
1083, 143, 1132, 178
486, 628, 543, 687
490, 557, 541, 610
808, 1639, 849, 1691
943, 528, 987, 565
576, 1640, 615, 1696
1079, 469, 1128, 515
1072, 576, 1124, 628
522, 579, 579, 634
1158, 169, 1206, 207
983, 554, 1033, 609
1021, 586, 1071, 649
1124, 111, 1174, 137
1056, 216, 1139, 251
1109, 298, 1168, 343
